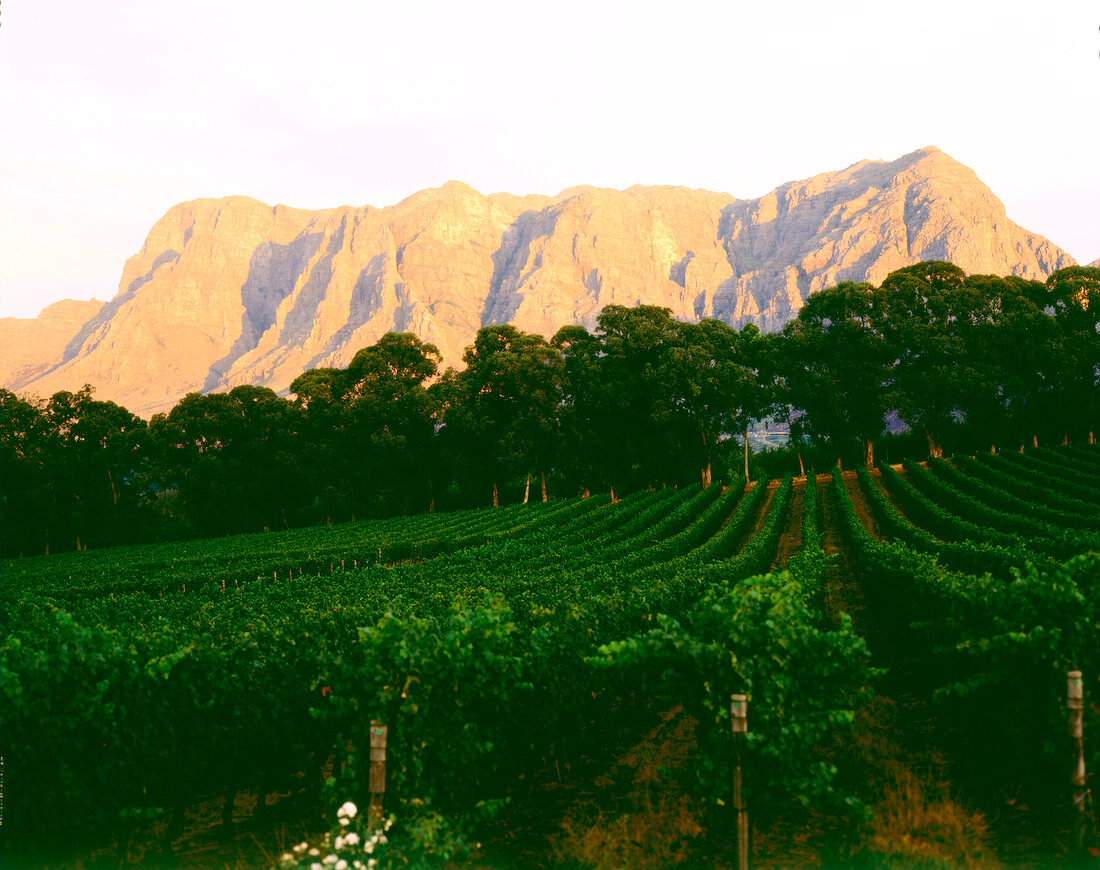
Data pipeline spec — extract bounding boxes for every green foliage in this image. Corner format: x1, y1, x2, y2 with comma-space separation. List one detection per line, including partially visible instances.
593, 567, 876, 819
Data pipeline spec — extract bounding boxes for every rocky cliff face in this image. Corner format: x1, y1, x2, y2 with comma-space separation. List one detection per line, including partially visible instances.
0, 298, 105, 391
6, 147, 1075, 417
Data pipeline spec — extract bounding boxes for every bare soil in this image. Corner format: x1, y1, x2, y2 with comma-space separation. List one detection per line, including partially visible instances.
728, 481, 776, 556
841, 470, 882, 539
772, 477, 806, 570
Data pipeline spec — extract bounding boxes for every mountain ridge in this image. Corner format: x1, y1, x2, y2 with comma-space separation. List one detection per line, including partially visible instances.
2, 147, 1075, 416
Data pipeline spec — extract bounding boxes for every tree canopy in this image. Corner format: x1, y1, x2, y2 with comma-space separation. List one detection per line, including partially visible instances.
4, 262, 1097, 555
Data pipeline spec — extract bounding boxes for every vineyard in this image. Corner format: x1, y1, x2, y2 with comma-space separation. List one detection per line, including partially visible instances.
2, 446, 1099, 868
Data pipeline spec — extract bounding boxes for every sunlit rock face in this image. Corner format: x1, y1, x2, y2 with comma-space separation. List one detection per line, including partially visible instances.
6, 147, 1073, 417
0, 299, 105, 391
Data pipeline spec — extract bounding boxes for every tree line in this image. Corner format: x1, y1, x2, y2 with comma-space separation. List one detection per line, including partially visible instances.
2, 261, 1097, 556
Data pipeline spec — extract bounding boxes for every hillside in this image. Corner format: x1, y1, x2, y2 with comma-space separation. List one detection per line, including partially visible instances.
5, 446, 1098, 867
2, 147, 1074, 416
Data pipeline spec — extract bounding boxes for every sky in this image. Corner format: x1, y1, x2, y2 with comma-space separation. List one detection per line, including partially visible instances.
1, 0, 1097, 319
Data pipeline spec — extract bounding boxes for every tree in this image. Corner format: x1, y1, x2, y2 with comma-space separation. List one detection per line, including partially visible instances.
551, 324, 605, 496
342, 333, 443, 514
0, 390, 52, 554
877, 262, 971, 457
779, 282, 889, 469
155, 387, 302, 534
38, 385, 147, 550
447, 325, 563, 506
664, 319, 768, 485
591, 305, 685, 493
1040, 267, 1100, 444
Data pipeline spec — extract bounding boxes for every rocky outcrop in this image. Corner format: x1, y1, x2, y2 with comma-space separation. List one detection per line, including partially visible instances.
6, 147, 1075, 417
0, 299, 104, 392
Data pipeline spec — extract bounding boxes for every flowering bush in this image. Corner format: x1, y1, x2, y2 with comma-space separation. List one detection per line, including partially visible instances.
278, 802, 394, 870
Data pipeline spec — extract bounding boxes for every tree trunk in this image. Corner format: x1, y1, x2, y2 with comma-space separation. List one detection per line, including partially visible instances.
523, 472, 531, 504
108, 468, 119, 506
990, 445, 997, 455
797, 451, 805, 478
1032, 435, 1039, 449
1062, 435, 1069, 446
836, 456, 842, 471
610, 485, 617, 504
743, 426, 750, 481
926, 430, 943, 459
541, 470, 548, 502
864, 438, 875, 470
492, 481, 499, 508
1090, 430, 1095, 445
700, 427, 711, 488
582, 487, 590, 499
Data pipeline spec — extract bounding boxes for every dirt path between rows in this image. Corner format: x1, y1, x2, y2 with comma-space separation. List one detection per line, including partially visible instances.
866, 463, 920, 525
728, 480, 776, 557
840, 469, 883, 539
772, 477, 806, 570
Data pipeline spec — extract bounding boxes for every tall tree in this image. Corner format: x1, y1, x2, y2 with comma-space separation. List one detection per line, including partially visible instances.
43, 385, 147, 550
877, 262, 970, 457
1041, 266, 1100, 444
592, 305, 684, 493
448, 325, 563, 506
0, 390, 52, 555
343, 332, 443, 514
779, 281, 889, 469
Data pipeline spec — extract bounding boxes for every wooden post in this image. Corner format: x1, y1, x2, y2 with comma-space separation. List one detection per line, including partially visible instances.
731, 694, 749, 870
1067, 671, 1088, 861
369, 720, 388, 823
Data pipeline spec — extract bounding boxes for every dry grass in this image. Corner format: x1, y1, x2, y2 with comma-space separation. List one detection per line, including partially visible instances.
551, 793, 704, 870
852, 698, 1002, 870
549, 706, 705, 870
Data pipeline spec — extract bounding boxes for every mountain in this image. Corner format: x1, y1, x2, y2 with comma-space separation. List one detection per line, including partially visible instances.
0, 299, 105, 390
3, 147, 1074, 417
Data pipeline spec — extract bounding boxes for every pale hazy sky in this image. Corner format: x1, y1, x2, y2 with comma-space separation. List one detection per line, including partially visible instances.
1, 0, 1097, 319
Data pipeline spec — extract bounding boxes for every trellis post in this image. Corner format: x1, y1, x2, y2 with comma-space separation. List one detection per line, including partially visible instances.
731, 693, 749, 870
369, 720, 388, 823
1067, 671, 1090, 861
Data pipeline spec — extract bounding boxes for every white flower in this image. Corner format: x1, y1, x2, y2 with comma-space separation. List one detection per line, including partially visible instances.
336, 862, 348, 870
344, 832, 360, 846
377, 835, 387, 845
281, 854, 295, 864
384, 819, 394, 831
339, 816, 351, 826
337, 801, 358, 819
367, 860, 377, 870
324, 856, 338, 865
364, 842, 374, 854
310, 864, 323, 870
294, 842, 309, 853
334, 836, 345, 851
309, 848, 321, 856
